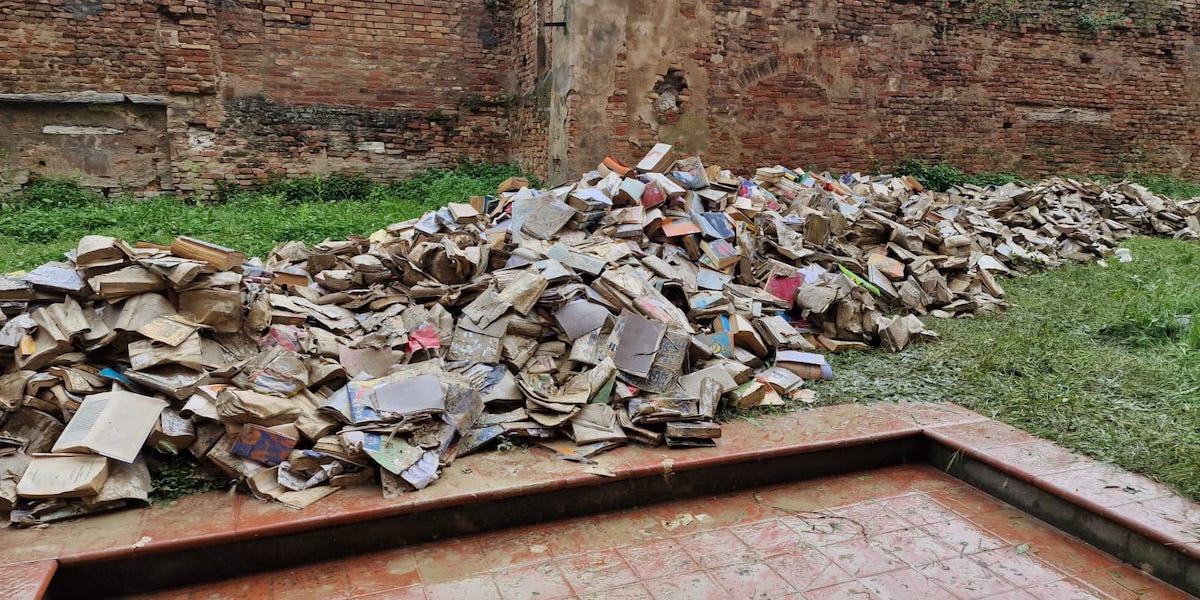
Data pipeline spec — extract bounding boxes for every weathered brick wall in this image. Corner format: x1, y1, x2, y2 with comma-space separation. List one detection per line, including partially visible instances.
506, 0, 552, 179
565, 0, 1200, 180
0, 1, 168, 94
0, 0, 525, 195
194, 0, 517, 192
2, 0, 1197, 195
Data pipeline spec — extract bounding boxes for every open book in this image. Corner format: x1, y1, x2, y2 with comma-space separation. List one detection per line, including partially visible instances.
52, 391, 168, 463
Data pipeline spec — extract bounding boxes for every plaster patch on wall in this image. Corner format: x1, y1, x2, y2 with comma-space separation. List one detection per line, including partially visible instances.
187, 129, 216, 150
357, 141, 387, 154
1019, 106, 1112, 124
42, 125, 123, 135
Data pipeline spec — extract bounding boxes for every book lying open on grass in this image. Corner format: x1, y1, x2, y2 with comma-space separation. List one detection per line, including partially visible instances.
52, 391, 168, 463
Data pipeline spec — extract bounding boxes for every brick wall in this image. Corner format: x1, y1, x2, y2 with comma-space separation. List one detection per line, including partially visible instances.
0, 0, 526, 195
564, 0, 1200, 180
0, 1, 167, 95
193, 0, 517, 192
1, 0, 1197, 195
506, 0, 552, 179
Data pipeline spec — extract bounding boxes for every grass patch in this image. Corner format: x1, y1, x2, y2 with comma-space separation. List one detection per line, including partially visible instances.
0, 164, 533, 272
893, 159, 1021, 191
1125, 172, 1200, 201
4, 167, 1196, 500
894, 159, 1200, 199
811, 237, 1200, 500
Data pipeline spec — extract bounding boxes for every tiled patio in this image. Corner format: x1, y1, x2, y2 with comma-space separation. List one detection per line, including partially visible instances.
130, 464, 1187, 600
4, 402, 1196, 599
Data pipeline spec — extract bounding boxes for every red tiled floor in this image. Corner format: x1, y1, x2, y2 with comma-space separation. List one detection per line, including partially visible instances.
1023, 578, 1105, 599
805, 580, 882, 600
641, 571, 727, 600
927, 485, 1004, 517
884, 493, 962, 526
186, 572, 273, 600
269, 563, 349, 600
871, 527, 961, 566
473, 524, 556, 570
822, 536, 909, 577
492, 562, 573, 600
617, 538, 702, 580
677, 527, 757, 568
129, 464, 1188, 600
412, 538, 492, 584
557, 549, 640, 595
423, 573, 501, 600
344, 547, 421, 596
916, 556, 1016, 599
1064, 561, 1193, 600
971, 547, 1066, 588
764, 544, 855, 592
708, 562, 796, 599
580, 582, 653, 600
830, 500, 913, 537
355, 586, 428, 600
780, 511, 866, 547
918, 518, 1008, 556
860, 567, 960, 600
0, 560, 56, 600
730, 518, 810, 559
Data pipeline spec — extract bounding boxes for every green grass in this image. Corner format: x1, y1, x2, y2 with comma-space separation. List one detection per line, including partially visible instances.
894, 159, 1200, 199
812, 237, 1200, 500
4, 167, 1197, 501
1124, 172, 1200, 201
0, 165, 533, 272
893, 159, 1021, 191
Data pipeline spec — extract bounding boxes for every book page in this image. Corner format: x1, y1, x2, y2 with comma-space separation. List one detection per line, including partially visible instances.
16, 454, 109, 498
51, 393, 110, 453
55, 392, 167, 463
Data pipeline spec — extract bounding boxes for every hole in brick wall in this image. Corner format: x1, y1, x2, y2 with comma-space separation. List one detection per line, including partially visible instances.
1002, 121, 1012, 129
652, 69, 688, 114
37, 161, 46, 167
478, 25, 501, 49
1160, 47, 1174, 58
1080, 52, 1094, 63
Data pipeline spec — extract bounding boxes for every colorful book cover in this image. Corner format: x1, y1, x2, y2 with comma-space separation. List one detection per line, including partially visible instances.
231, 424, 297, 465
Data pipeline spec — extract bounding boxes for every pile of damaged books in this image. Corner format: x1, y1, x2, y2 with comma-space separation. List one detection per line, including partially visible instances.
0, 143, 1195, 525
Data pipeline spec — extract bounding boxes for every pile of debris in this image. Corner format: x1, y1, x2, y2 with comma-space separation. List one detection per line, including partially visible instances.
1, 143, 1195, 525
